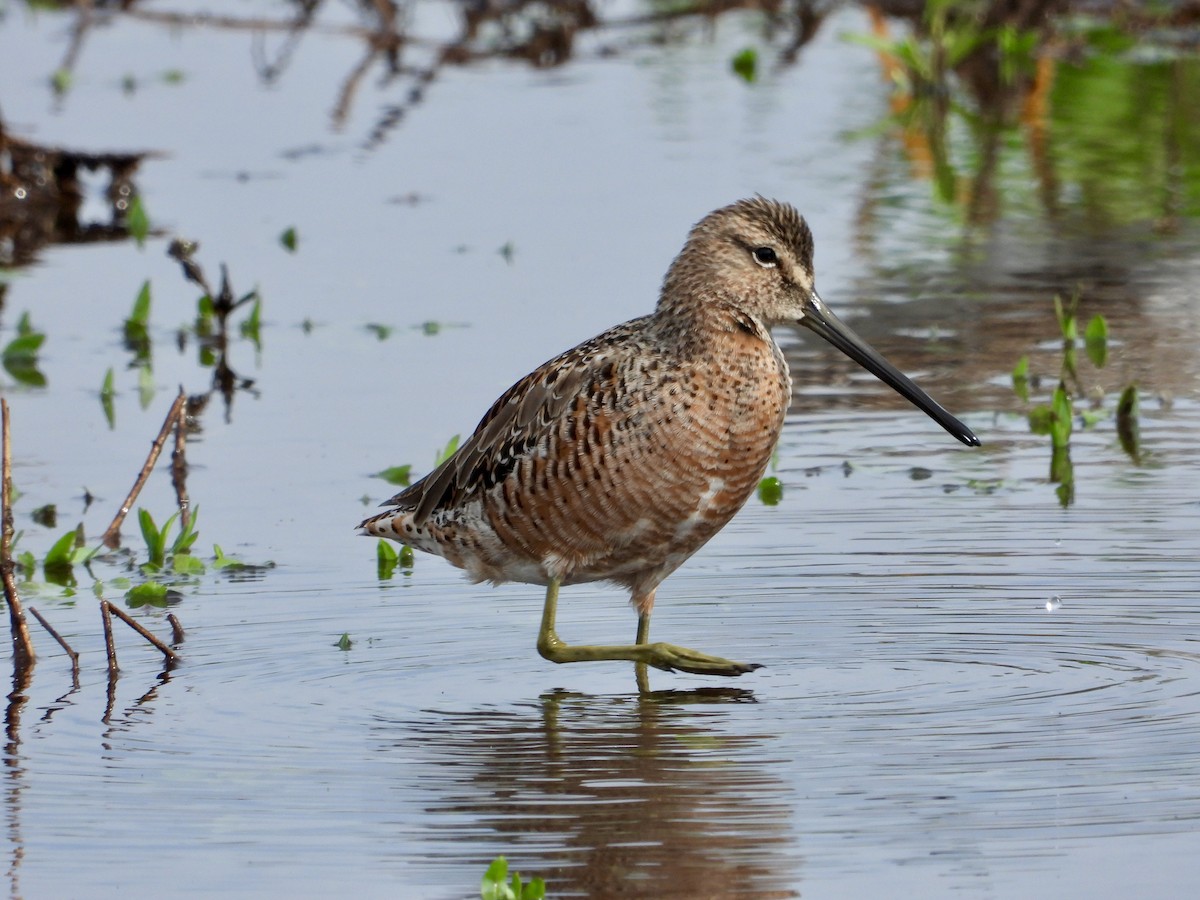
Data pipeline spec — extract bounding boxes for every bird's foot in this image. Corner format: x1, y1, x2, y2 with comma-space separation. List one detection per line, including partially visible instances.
537, 631, 760, 678
640, 641, 762, 677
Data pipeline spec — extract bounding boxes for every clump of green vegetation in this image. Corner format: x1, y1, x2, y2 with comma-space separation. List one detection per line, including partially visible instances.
1013, 291, 1141, 507
481, 856, 545, 900
280, 226, 298, 252
376, 540, 415, 580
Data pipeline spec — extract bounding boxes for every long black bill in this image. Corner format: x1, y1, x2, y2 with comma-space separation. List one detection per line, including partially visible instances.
800, 293, 980, 447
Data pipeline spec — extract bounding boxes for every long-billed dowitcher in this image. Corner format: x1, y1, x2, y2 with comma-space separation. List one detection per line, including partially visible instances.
360, 198, 979, 679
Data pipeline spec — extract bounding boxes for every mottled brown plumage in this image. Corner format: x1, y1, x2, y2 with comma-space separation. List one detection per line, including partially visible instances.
360, 198, 978, 681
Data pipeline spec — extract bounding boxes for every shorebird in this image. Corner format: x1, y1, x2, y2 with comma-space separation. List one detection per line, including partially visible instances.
360, 198, 979, 679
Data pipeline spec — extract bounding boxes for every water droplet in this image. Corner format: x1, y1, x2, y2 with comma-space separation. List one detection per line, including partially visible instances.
1054, 539, 1062, 547
1045, 595, 1062, 612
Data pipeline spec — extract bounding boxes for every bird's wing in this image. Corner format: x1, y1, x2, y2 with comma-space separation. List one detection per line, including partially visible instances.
381, 324, 635, 527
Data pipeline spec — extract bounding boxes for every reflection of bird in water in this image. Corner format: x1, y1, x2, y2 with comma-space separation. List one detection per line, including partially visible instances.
392, 690, 798, 899
361, 198, 979, 680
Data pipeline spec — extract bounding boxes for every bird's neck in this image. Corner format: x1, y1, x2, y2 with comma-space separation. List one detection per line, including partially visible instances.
653, 291, 774, 355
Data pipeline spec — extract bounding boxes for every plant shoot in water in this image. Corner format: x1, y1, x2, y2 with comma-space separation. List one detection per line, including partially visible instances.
1015, 290, 1141, 507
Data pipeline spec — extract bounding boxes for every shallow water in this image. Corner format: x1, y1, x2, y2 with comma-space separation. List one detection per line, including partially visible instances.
2, 2, 1200, 898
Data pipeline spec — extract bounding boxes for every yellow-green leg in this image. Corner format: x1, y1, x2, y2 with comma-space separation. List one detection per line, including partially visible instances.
535, 578, 760, 677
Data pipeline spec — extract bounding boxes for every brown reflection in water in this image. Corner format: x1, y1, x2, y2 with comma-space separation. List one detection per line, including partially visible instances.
3, 665, 31, 900
386, 689, 797, 899
0, 129, 150, 268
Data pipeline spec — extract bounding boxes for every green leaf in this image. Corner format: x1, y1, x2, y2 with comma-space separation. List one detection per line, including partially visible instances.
138, 363, 156, 409
1053, 293, 1077, 342
1050, 383, 1073, 449
240, 296, 262, 345
172, 553, 205, 575
212, 544, 246, 570
1116, 384, 1140, 463
126, 581, 169, 608
172, 507, 200, 556
127, 195, 150, 247
731, 47, 758, 83
1084, 314, 1108, 368
482, 858, 512, 900
377, 540, 399, 580
196, 295, 215, 335
399, 545, 415, 568
99, 367, 116, 428
43, 530, 77, 570
1027, 404, 1053, 435
50, 68, 72, 95
2, 332, 45, 363
335, 632, 353, 651
757, 476, 783, 506
157, 511, 180, 557
375, 465, 412, 487
17, 551, 37, 580
128, 280, 152, 328
70, 542, 101, 566
3, 323, 47, 385
365, 323, 393, 340
435, 435, 461, 467
280, 227, 298, 252
1011, 355, 1030, 402
138, 508, 162, 560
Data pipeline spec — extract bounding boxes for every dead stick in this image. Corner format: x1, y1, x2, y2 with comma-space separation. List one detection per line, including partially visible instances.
171, 388, 191, 531
28, 606, 79, 667
105, 601, 180, 664
1, 399, 36, 667
101, 391, 187, 548
167, 613, 185, 645
100, 600, 118, 676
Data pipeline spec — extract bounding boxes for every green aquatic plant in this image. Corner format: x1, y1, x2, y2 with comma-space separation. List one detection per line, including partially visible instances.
731, 47, 758, 83
1015, 291, 1141, 506
435, 434, 461, 467
481, 856, 545, 900
757, 475, 783, 506
1116, 384, 1141, 463
376, 539, 414, 580
127, 195, 150, 247
375, 464, 412, 487
2, 312, 47, 387
42, 527, 99, 587
100, 367, 117, 428
280, 226, 298, 252
138, 506, 201, 571
124, 280, 153, 362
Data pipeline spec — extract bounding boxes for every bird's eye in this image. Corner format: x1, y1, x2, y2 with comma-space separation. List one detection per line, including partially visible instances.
752, 246, 778, 268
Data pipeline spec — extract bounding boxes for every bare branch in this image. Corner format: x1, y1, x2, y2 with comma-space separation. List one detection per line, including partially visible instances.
101, 391, 188, 548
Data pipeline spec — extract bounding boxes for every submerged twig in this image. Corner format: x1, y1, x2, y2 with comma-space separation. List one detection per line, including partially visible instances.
100, 600, 118, 676
28, 606, 80, 674
1, 399, 36, 669
101, 391, 187, 548
167, 613, 185, 646
171, 388, 191, 531
104, 601, 180, 665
